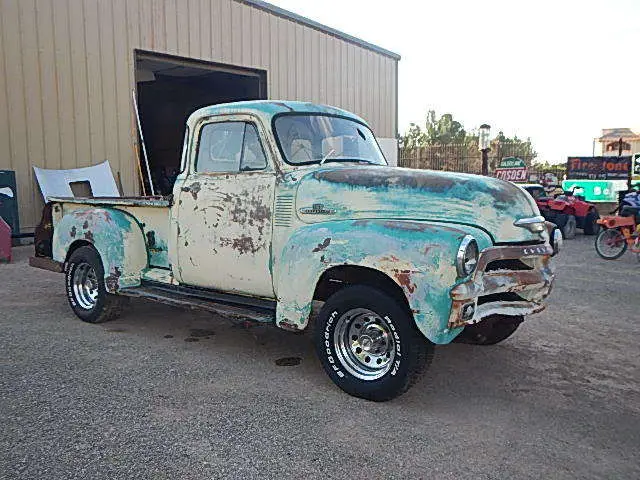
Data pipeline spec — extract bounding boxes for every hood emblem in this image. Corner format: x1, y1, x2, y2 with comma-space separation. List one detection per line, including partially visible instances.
299, 203, 336, 215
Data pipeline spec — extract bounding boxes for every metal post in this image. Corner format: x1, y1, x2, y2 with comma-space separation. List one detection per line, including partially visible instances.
481, 148, 489, 176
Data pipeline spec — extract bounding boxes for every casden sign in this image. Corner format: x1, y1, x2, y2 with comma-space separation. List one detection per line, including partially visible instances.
495, 157, 528, 182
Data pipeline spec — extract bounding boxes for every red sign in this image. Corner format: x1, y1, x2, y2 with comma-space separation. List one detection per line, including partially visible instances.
495, 168, 528, 182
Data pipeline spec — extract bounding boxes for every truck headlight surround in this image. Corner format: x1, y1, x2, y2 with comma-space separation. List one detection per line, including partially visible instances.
456, 235, 479, 277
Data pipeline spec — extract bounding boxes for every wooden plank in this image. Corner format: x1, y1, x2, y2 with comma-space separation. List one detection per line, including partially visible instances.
188, 0, 200, 58
52, 0, 77, 170
241, 2, 251, 65
139, 0, 153, 49
126, 0, 141, 50
69, 0, 92, 166
259, 10, 269, 72
19, 0, 46, 226
152, 0, 166, 52
318, 32, 326, 103
83, 0, 106, 165
112, 0, 136, 195
250, 6, 260, 67
98, 0, 120, 180
310, 29, 320, 102
35, 0, 62, 170
219, 0, 232, 63
268, 14, 279, 97
230, 1, 242, 64
199, 0, 212, 59
176, 0, 189, 56
0, 0, 13, 171
295, 24, 303, 100
164, 0, 178, 55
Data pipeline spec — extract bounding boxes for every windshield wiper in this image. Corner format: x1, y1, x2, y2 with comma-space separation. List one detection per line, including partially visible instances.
321, 158, 376, 165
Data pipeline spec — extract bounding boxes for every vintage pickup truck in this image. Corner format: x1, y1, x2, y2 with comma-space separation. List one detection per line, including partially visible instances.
32, 101, 560, 401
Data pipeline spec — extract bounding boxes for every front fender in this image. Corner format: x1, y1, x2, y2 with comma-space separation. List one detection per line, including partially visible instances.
274, 219, 491, 343
52, 207, 147, 292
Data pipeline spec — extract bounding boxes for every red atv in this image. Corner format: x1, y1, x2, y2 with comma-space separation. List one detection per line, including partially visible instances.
521, 184, 600, 239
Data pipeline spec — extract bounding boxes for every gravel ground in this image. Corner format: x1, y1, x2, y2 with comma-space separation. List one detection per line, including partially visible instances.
1, 235, 639, 479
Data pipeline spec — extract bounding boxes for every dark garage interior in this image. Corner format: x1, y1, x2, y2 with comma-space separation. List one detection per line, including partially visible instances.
135, 51, 267, 195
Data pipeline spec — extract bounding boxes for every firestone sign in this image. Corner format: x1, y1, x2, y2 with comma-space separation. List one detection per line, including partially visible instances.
567, 156, 631, 180
495, 157, 528, 182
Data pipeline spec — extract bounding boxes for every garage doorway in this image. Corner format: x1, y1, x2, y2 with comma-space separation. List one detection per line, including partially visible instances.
134, 50, 267, 195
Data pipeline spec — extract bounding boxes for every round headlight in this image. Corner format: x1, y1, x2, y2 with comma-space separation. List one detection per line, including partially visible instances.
552, 227, 562, 256
456, 235, 479, 277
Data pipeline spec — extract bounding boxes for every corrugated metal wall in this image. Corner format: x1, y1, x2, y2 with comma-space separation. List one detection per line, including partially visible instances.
0, 0, 398, 231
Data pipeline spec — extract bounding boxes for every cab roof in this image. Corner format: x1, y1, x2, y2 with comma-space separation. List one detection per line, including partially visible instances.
186, 100, 367, 129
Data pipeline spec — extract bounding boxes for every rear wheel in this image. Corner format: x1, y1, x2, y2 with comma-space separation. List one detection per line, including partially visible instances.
595, 228, 627, 260
583, 210, 600, 235
65, 246, 127, 323
314, 285, 433, 401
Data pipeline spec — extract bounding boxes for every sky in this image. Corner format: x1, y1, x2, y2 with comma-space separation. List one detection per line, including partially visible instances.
269, 0, 640, 163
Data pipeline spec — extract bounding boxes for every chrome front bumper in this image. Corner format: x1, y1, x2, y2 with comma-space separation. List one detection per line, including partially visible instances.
447, 243, 554, 329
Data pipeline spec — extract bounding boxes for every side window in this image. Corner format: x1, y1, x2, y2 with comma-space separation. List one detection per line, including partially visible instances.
241, 124, 268, 171
196, 122, 245, 173
196, 122, 268, 173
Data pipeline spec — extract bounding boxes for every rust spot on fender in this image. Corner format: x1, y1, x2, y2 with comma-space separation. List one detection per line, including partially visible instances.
395, 270, 416, 294
82, 220, 89, 229
70, 226, 77, 238
84, 230, 94, 242
312, 238, 331, 253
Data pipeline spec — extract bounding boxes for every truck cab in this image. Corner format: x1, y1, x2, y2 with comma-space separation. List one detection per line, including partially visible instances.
33, 101, 559, 401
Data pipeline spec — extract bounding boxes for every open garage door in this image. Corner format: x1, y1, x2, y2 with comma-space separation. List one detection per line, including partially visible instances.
135, 51, 267, 195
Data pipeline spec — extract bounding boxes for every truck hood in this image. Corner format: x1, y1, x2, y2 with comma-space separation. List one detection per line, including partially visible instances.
294, 165, 542, 243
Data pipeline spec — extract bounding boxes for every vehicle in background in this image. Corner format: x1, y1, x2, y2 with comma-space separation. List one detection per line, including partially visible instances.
31, 101, 559, 401
520, 183, 600, 239
595, 206, 640, 260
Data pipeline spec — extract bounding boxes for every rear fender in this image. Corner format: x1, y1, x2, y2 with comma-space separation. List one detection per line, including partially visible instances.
52, 207, 147, 292
274, 219, 492, 344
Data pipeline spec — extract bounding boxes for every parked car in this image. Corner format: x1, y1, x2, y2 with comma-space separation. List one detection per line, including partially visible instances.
520, 183, 600, 238
32, 101, 559, 401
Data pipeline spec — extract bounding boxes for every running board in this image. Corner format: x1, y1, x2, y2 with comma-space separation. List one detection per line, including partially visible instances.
119, 281, 276, 323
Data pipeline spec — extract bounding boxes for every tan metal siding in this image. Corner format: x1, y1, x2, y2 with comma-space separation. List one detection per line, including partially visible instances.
0, 0, 397, 231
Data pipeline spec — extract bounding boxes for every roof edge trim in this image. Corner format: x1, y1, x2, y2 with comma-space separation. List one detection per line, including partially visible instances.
234, 0, 401, 61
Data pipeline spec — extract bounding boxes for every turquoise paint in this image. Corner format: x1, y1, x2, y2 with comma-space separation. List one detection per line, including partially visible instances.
52, 207, 148, 292
295, 166, 543, 244
275, 219, 493, 344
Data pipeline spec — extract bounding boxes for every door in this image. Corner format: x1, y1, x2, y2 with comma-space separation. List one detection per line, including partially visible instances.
175, 118, 275, 298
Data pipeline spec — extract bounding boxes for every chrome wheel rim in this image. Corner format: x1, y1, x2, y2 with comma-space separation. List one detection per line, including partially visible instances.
333, 308, 396, 381
72, 263, 99, 310
597, 229, 625, 257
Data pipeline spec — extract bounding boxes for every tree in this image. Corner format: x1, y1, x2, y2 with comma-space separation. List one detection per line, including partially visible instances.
399, 110, 468, 148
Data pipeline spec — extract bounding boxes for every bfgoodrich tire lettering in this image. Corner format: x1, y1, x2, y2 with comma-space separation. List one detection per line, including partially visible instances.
65, 246, 127, 323
314, 285, 433, 401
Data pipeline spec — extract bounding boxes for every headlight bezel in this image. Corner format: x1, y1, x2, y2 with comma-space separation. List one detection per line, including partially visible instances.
456, 235, 479, 277
551, 227, 562, 256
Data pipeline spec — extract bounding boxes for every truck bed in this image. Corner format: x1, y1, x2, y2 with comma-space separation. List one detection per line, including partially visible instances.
48, 196, 170, 208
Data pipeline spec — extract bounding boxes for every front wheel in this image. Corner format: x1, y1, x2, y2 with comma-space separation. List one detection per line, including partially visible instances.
595, 228, 627, 259
314, 285, 433, 402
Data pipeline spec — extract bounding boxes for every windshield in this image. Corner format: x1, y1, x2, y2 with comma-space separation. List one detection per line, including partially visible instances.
273, 114, 387, 166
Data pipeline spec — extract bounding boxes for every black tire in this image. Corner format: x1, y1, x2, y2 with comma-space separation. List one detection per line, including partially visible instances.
595, 228, 627, 260
314, 285, 433, 402
583, 210, 600, 235
65, 246, 127, 323
456, 315, 522, 345
562, 214, 577, 239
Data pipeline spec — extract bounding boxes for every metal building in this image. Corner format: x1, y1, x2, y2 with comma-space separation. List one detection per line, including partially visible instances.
0, 0, 399, 233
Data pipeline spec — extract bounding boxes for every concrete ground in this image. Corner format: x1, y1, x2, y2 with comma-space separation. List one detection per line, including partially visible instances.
1, 236, 639, 479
